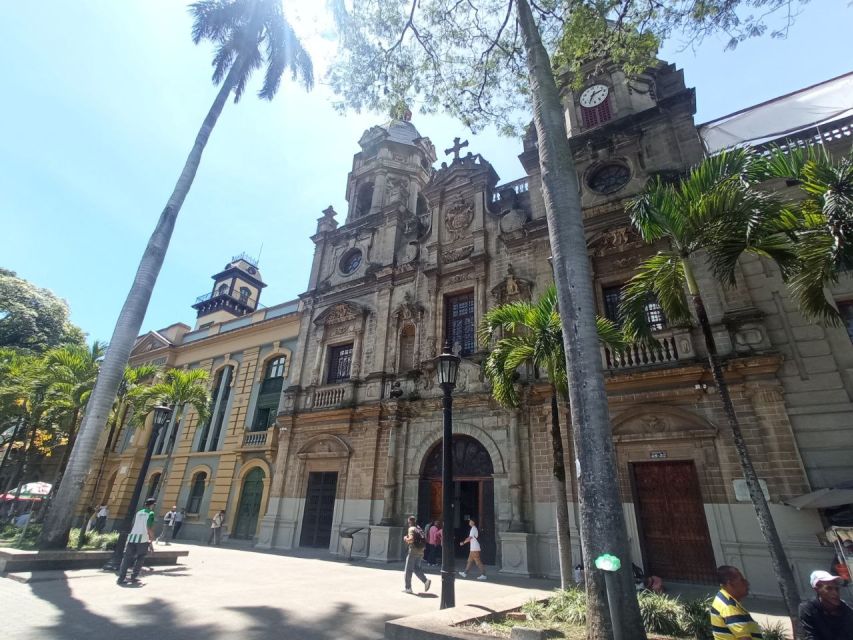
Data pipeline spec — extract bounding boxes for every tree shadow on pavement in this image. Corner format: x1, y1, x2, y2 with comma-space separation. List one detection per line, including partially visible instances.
27, 577, 218, 640
225, 601, 390, 640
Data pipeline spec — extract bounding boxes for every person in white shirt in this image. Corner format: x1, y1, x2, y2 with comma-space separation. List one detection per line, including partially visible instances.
208, 510, 225, 545
157, 507, 176, 544
172, 508, 185, 540
458, 518, 487, 580
95, 504, 109, 533
117, 497, 155, 586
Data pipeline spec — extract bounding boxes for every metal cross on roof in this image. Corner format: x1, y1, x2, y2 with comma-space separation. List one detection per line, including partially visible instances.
444, 137, 469, 160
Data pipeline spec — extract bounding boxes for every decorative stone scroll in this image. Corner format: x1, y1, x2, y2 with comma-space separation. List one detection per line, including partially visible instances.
441, 245, 474, 263
491, 264, 532, 304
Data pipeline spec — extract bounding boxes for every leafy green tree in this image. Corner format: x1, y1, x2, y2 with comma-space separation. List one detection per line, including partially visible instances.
479, 285, 624, 589
760, 146, 853, 323
0, 269, 85, 354
622, 149, 801, 625
40, 0, 314, 550
329, 3, 822, 635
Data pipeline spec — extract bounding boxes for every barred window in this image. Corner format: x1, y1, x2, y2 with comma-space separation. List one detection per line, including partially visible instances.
602, 285, 667, 332
445, 292, 475, 357
327, 344, 353, 384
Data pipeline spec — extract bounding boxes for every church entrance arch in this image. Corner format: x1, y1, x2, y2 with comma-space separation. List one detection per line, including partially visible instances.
418, 435, 496, 564
232, 467, 265, 539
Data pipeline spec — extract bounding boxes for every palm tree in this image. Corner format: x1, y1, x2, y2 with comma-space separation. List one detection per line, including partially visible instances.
479, 285, 625, 590
40, 0, 314, 549
41, 342, 105, 495
760, 145, 853, 323
622, 149, 801, 624
85, 362, 160, 511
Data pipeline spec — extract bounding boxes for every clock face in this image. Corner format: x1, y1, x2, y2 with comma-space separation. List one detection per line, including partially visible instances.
579, 84, 609, 108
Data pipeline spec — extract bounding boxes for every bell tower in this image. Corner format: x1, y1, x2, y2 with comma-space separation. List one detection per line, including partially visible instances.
191, 254, 267, 329
344, 113, 436, 226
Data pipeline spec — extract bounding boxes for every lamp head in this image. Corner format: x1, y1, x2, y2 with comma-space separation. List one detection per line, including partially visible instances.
152, 405, 173, 428
436, 340, 460, 387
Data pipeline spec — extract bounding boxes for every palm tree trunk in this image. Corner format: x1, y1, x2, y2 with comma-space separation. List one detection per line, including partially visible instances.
87, 399, 128, 509
682, 259, 801, 632
48, 408, 80, 500
0, 416, 25, 491
38, 58, 247, 550
515, 2, 646, 638
551, 389, 573, 590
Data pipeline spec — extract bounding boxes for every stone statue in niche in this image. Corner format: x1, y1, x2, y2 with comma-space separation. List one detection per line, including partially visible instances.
491, 264, 532, 304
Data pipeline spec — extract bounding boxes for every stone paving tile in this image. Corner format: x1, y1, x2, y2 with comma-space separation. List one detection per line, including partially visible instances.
0, 543, 556, 640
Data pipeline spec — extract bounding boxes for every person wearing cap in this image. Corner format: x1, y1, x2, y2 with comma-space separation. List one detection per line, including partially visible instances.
709, 565, 762, 640
117, 497, 156, 586
799, 570, 853, 640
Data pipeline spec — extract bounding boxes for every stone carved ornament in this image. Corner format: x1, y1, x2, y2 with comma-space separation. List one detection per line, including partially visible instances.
394, 292, 425, 323
591, 225, 642, 257
441, 245, 474, 263
445, 199, 474, 231
385, 176, 409, 206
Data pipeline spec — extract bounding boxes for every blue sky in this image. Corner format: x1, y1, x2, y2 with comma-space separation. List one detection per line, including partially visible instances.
1, 1, 850, 344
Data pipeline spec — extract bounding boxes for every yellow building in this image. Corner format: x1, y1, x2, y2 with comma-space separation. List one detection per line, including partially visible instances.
81, 255, 301, 542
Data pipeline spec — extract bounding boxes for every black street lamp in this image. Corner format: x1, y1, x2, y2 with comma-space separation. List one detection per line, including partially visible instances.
436, 341, 460, 610
103, 405, 173, 571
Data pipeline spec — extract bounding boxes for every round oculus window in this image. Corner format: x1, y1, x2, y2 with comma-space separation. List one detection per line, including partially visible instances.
587, 163, 631, 194
340, 249, 363, 275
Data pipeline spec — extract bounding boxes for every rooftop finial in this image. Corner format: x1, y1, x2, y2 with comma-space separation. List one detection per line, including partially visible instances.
444, 137, 469, 162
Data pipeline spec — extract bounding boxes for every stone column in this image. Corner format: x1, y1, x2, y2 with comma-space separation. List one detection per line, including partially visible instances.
309, 325, 326, 386
256, 418, 295, 549
507, 409, 526, 531
380, 405, 402, 525
351, 320, 366, 378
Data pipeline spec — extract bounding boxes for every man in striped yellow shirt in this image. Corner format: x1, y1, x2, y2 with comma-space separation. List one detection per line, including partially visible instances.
710, 566, 763, 640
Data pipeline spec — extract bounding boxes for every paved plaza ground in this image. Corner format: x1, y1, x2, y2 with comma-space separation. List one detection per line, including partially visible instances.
1, 543, 796, 639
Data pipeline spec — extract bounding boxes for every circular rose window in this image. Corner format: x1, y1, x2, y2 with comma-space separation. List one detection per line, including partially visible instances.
588, 163, 631, 194
340, 249, 362, 275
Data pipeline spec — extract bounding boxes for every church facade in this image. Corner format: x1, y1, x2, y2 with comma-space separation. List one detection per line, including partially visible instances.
83, 60, 853, 598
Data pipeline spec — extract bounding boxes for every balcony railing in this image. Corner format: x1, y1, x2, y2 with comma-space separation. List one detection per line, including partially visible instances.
602, 328, 695, 371
305, 384, 350, 410
492, 177, 529, 202
242, 431, 269, 448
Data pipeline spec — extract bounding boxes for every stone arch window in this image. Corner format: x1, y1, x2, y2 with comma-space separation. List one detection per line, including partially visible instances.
239, 286, 251, 304
187, 471, 207, 514
398, 324, 416, 372
146, 472, 162, 501
217, 283, 228, 296
356, 182, 374, 217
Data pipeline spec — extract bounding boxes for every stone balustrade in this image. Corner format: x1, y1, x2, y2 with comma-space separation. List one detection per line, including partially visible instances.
602, 327, 695, 371
306, 384, 350, 410
242, 431, 269, 448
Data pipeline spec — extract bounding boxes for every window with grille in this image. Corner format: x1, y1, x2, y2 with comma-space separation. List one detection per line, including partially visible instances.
838, 301, 853, 343
445, 292, 475, 356
239, 287, 250, 303
146, 473, 161, 500
581, 95, 613, 128
398, 324, 416, 371
196, 366, 233, 452
187, 472, 207, 514
327, 344, 353, 384
602, 284, 667, 331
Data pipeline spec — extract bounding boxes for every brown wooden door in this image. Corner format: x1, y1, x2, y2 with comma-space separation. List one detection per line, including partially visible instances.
632, 461, 717, 583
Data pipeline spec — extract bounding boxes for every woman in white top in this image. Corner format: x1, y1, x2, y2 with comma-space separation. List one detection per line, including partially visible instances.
458, 518, 487, 580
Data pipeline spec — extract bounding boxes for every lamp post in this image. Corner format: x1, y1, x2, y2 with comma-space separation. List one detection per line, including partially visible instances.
436, 341, 460, 610
104, 405, 173, 571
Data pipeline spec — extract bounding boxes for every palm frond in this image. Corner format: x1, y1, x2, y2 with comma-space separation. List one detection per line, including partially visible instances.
620, 252, 690, 344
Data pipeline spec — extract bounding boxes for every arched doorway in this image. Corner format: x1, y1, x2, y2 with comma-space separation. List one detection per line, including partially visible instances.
419, 435, 496, 564
232, 467, 265, 539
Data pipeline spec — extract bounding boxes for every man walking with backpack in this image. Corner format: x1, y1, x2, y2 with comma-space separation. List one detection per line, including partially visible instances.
402, 515, 431, 595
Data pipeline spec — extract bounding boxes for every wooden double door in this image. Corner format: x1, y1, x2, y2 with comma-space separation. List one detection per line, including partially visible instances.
631, 460, 717, 583
232, 468, 265, 539
300, 471, 338, 548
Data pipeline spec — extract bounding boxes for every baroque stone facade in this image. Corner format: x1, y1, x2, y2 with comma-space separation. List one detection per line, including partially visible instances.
257, 62, 853, 596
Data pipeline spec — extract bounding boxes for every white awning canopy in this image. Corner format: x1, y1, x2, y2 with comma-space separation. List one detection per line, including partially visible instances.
699, 72, 853, 153
785, 487, 853, 510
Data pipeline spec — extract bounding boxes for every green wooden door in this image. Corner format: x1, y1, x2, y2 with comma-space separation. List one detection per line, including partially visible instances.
233, 468, 265, 539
